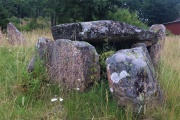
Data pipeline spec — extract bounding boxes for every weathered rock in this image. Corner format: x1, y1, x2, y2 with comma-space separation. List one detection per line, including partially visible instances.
7, 22, 26, 45
106, 44, 161, 113
28, 38, 100, 91
149, 24, 166, 66
28, 37, 53, 72
51, 20, 158, 47
49, 39, 100, 91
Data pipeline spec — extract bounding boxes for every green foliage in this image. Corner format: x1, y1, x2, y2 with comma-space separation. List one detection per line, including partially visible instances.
1, 0, 180, 28
64, 82, 127, 120
0, 6, 9, 29
107, 9, 148, 28
8, 16, 21, 24
166, 30, 173, 36
99, 51, 115, 78
8, 17, 50, 31
124, 0, 180, 25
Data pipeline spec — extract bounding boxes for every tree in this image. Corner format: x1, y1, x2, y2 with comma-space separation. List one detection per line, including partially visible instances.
0, 0, 9, 30
123, 0, 180, 25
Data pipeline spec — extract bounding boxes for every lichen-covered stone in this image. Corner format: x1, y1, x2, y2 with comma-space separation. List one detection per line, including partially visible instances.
51, 20, 158, 46
28, 38, 100, 91
7, 22, 26, 45
149, 24, 166, 66
106, 44, 161, 113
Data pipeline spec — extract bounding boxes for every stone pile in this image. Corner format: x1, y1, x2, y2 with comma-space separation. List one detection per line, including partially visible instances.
28, 20, 166, 113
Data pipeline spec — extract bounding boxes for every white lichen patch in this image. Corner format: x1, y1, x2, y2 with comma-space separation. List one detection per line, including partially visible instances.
131, 47, 147, 68
111, 73, 120, 83
111, 70, 128, 83
120, 70, 128, 78
132, 59, 147, 68
135, 29, 142, 33
115, 53, 126, 62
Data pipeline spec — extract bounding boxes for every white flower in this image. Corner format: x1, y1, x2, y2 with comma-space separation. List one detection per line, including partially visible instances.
59, 98, 63, 102
75, 88, 80, 91
22, 96, 25, 106
51, 98, 58, 102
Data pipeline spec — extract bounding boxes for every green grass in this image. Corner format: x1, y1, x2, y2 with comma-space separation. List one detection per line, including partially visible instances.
0, 33, 180, 120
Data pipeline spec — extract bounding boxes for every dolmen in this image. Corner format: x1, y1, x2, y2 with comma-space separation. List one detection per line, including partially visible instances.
28, 20, 166, 113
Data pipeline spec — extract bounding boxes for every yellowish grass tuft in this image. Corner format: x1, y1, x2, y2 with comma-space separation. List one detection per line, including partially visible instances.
0, 28, 53, 47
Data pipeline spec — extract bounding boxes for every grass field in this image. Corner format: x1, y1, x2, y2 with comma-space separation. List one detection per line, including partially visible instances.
0, 30, 179, 120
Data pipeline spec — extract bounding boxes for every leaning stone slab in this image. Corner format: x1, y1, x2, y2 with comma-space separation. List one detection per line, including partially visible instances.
106, 43, 161, 113
149, 24, 166, 66
7, 22, 26, 45
28, 37, 100, 91
28, 37, 53, 72
51, 20, 158, 46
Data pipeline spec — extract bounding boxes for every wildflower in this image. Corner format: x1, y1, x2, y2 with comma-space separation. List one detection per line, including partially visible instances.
51, 98, 58, 102
75, 88, 80, 91
22, 96, 25, 106
59, 98, 63, 102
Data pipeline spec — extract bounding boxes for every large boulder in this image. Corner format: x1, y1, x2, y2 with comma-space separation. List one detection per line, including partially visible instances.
106, 43, 161, 112
149, 24, 166, 66
28, 37, 100, 91
7, 22, 26, 45
51, 20, 158, 47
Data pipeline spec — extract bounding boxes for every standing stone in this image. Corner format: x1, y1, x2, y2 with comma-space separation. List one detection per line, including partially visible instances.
149, 24, 166, 66
51, 20, 158, 47
7, 22, 26, 45
106, 44, 161, 113
28, 38, 100, 91
48, 39, 100, 91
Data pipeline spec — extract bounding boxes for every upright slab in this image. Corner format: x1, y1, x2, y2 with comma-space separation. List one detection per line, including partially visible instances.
48, 39, 100, 91
7, 22, 26, 45
28, 38, 100, 91
149, 24, 166, 66
106, 44, 161, 112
